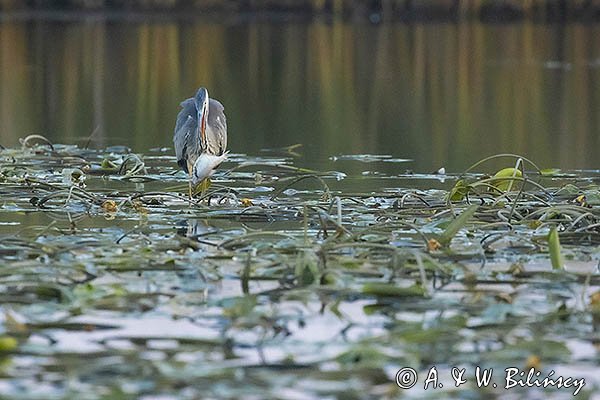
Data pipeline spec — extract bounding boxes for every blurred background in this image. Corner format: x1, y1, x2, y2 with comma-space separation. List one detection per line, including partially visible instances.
0, 0, 599, 172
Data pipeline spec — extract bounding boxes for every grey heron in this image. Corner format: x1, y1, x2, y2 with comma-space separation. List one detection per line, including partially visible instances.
173, 87, 228, 197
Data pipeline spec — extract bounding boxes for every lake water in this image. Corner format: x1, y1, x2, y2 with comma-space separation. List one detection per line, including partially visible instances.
1, 17, 599, 173
1, 14, 600, 399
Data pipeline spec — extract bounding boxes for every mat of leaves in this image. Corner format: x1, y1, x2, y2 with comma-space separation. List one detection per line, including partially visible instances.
0, 140, 599, 399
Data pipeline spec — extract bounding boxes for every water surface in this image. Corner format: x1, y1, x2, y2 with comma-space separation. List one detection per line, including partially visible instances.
1, 18, 599, 170
2, 14, 600, 400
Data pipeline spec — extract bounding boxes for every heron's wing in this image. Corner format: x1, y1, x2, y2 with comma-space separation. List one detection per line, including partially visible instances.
205, 98, 228, 156
173, 98, 200, 173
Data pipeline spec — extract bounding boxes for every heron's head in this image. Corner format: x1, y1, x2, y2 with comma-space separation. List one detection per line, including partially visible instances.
194, 87, 209, 142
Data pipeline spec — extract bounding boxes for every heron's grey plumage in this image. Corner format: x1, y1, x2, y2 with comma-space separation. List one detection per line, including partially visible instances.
173, 88, 227, 175
205, 98, 227, 155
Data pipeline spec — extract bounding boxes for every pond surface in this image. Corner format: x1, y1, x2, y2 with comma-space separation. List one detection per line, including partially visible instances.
0, 15, 600, 400
1, 17, 599, 173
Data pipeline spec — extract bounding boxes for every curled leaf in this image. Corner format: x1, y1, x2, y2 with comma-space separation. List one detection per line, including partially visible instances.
427, 238, 441, 252
525, 354, 541, 370
491, 167, 522, 192
449, 179, 470, 201
548, 227, 564, 270
240, 198, 254, 207
101, 200, 118, 213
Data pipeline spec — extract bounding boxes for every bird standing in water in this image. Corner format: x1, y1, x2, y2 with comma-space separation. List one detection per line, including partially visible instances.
173, 87, 228, 198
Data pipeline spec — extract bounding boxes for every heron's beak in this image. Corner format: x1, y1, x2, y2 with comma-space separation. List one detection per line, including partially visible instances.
195, 87, 209, 144
200, 95, 210, 144
200, 104, 207, 143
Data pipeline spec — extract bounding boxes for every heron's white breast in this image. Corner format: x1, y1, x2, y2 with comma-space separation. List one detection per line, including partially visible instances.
192, 153, 228, 184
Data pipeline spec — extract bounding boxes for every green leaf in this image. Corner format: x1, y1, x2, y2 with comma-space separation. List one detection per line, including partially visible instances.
221, 296, 257, 319
241, 253, 251, 295
335, 345, 387, 367
361, 283, 426, 298
4, 311, 27, 333
554, 184, 581, 196
438, 204, 479, 246
540, 168, 561, 176
100, 158, 118, 170
491, 167, 522, 192
548, 227, 564, 270
583, 189, 600, 205
295, 251, 319, 286
449, 179, 471, 201
0, 336, 18, 352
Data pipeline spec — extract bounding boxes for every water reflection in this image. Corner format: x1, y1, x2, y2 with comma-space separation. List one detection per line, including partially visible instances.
0, 19, 598, 172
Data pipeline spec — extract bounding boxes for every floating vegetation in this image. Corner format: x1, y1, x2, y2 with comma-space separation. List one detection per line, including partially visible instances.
0, 139, 599, 399
330, 154, 413, 163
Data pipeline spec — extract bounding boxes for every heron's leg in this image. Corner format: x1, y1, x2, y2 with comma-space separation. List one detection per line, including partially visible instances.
188, 177, 193, 204
199, 178, 212, 203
